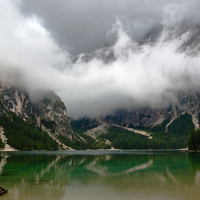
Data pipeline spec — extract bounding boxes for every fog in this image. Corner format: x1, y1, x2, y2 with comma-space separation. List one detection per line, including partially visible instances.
1, 0, 200, 119
19, 0, 200, 55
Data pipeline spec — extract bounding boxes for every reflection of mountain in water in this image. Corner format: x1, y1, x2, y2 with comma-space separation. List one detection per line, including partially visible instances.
0, 152, 200, 200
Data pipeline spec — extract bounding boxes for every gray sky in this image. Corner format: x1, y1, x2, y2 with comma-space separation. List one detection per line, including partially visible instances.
1, 0, 200, 118
19, 0, 200, 55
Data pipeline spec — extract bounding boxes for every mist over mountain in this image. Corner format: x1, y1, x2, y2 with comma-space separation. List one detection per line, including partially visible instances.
1, 1, 200, 119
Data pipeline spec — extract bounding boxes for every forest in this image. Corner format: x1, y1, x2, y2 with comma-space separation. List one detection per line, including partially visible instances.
0, 113, 58, 150
72, 113, 194, 150
188, 129, 200, 150
0, 112, 196, 150
99, 126, 188, 149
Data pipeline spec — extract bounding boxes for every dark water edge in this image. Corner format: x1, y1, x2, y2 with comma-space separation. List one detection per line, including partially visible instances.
0, 148, 189, 155
0, 150, 200, 200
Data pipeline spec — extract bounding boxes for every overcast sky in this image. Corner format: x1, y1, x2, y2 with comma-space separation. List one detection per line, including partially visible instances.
18, 0, 200, 55
1, 0, 200, 118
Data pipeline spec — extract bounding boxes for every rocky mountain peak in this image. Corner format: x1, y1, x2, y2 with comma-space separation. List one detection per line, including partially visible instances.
0, 82, 74, 150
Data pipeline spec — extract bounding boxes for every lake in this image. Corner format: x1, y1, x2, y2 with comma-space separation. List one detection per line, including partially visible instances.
0, 150, 200, 200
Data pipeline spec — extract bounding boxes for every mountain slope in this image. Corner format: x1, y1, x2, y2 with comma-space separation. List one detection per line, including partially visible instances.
102, 92, 200, 131
0, 82, 75, 150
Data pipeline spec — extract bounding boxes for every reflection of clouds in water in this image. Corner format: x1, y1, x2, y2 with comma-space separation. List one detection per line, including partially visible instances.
40, 155, 63, 177
105, 155, 111, 161
85, 158, 109, 176
36, 155, 66, 184
86, 158, 153, 176
153, 173, 167, 185
166, 167, 179, 188
122, 159, 153, 174
1, 153, 200, 200
0, 156, 8, 175
195, 170, 200, 185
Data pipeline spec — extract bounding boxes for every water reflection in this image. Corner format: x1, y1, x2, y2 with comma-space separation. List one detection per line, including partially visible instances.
0, 151, 199, 200
189, 153, 200, 172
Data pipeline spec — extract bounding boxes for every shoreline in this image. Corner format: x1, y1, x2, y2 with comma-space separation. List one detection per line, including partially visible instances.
1, 148, 189, 152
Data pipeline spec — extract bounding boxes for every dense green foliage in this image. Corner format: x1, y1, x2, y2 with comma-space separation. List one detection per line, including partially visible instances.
0, 113, 58, 150
99, 127, 150, 149
128, 125, 150, 130
151, 132, 188, 149
71, 113, 194, 149
198, 113, 200, 126
189, 153, 200, 172
148, 113, 194, 149
74, 134, 110, 150
151, 118, 170, 133
0, 110, 193, 151
0, 138, 5, 149
41, 119, 56, 133
167, 113, 194, 136
71, 118, 99, 129
188, 129, 200, 150
59, 134, 110, 150
151, 113, 194, 136
99, 126, 189, 149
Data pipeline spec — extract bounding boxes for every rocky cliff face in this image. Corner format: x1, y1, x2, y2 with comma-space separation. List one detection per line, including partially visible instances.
102, 92, 200, 131
0, 82, 32, 119
32, 90, 73, 140
0, 82, 74, 149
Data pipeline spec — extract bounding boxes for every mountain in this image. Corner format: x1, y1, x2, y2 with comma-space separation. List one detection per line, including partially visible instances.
0, 82, 77, 150
0, 82, 111, 151
70, 24, 200, 150
72, 93, 198, 150
102, 92, 200, 130
0, 85, 198, 150
2, 23, 200, 150
98, 24, 200, 135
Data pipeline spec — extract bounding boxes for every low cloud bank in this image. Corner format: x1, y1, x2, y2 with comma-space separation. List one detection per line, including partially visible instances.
1, 1, 200, 119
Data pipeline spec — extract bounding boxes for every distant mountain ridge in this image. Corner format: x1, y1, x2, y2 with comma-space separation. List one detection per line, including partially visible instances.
102, 92, 200, 131
70, 93, 198, 150
73, 22, 200, 135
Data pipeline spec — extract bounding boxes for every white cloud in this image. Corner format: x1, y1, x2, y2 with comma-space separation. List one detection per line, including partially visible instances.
1, 1, 200, 119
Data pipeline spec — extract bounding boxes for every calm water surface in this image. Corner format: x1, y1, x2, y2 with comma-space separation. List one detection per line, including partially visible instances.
0, 150, 200, 200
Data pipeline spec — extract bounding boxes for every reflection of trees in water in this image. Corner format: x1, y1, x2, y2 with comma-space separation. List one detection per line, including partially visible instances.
1, 154, 155, 187
0, 155, 7, 175
84, 154, 153, 176
0, 155, 89, 200
1, 155, 89, 183
71, 153, 200, 190
189, 153, 200, 186
1, 152, 200, 199
189, 153, 200, 172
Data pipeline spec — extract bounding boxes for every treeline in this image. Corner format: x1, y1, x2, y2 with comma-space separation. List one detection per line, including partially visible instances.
148, 113, 193, 149
99, 126, 188, 149
151, 113, 194, 136
190, 113, 200, 150
71, 118, 100, 130
59, 134, 111, 150
0, 138, 5, 149
0, 113, 58, 150
41, 119, 56, 133
167, 113, 194, 136
45, 112, 195, 150
188, 129, 200, 150
71, 114, 194, 150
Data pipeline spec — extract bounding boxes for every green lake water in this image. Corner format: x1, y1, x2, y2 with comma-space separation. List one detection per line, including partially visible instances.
0, 150, 200, 200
